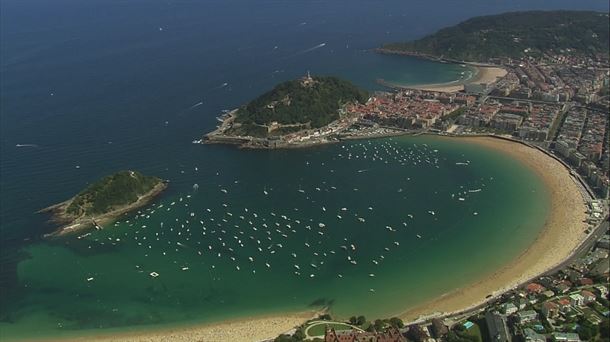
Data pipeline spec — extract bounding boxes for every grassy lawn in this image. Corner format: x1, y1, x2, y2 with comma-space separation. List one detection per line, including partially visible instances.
459, 322, 483, 342
580, 307, 603, 324
305, 321, 357, 337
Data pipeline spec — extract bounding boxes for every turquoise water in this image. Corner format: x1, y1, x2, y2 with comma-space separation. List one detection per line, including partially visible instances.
2, 0, 605, 340
1, 135, 549, 340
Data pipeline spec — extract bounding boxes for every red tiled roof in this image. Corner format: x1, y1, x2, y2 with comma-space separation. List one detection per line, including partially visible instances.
579, 278, 594, 285
543, 302, 559, 309
526, 283, 545, 293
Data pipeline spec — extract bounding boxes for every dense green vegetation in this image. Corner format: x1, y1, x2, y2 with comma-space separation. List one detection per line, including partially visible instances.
234, 76, 368, 136
347, 315, 404, 332
306, 322, 354, 336
448, 322, 483, 342
383, 11, 609, 61
443, 107, 467, 122
66, 171, 163, 216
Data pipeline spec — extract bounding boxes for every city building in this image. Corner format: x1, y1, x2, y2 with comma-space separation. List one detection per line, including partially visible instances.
485, 311, 511, 342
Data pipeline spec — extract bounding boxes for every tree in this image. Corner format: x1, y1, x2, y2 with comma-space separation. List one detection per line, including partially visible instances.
356, 315, 366, 326
577, 318, 599, 341
389, 317, 404, 328
274, 334, 293, 342
293, 329, 306, 341
374, 319, 385, 331
600, 319, 610, 339
447, 332, 472, 342
318, 314, 331, 321
349, 316, 358, 325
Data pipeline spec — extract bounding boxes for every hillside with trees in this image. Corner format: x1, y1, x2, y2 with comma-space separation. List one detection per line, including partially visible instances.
232, 75, 368, 137
381, 11, 609, 61
65, 171, 163, 216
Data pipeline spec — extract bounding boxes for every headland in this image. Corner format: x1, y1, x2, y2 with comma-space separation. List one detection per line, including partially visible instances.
201, 74, 369, 149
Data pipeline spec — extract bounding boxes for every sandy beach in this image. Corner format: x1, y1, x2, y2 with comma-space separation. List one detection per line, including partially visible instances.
408, 66, 507, 92
35, 136, 590, 342
397, 135, 589, 321
49, 311, 317, 342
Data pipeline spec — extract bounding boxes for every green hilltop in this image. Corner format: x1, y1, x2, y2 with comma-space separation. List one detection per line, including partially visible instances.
65, 170, 163, 217
231, 75, 368, 137
382, 11, 610, 61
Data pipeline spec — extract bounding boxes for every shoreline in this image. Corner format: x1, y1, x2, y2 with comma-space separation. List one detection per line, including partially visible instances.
26, 135, 590, 342
380, 65, 507, 93
374, 47, 507, 93
396, 135, 589, 322
41, 310, 319, 342
40, 182, 168, 237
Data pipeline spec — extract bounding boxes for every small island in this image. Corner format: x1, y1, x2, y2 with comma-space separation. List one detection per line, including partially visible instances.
40, 170, 167, 236
201, 73, 369, 148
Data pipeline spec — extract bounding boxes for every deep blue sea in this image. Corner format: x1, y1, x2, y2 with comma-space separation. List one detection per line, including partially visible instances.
1, 0, 608, 339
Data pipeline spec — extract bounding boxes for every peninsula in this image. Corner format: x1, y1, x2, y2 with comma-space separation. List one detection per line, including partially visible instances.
40, 170, 167, 236
201, 74, 369, 148
379, 11, 609, 62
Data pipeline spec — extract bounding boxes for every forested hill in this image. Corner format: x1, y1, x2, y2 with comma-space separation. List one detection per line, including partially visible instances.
65, 171, 163, 216
381, 11, 609, 61
235, 76, 368, 133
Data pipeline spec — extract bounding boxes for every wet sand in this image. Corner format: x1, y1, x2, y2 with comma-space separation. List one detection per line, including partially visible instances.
51, 311, 317, 342
409, 66, 507, 92
398, 135, 589, 321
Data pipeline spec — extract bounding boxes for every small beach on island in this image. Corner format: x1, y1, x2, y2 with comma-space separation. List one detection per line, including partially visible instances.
31, 136, 591, 342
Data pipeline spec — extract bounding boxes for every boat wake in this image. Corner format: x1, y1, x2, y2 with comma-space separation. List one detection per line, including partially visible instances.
294, 42, 326, 56
188, 101, 204, 110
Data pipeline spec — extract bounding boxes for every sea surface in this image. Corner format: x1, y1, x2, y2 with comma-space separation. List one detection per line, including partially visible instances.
1, 0, 607, 340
